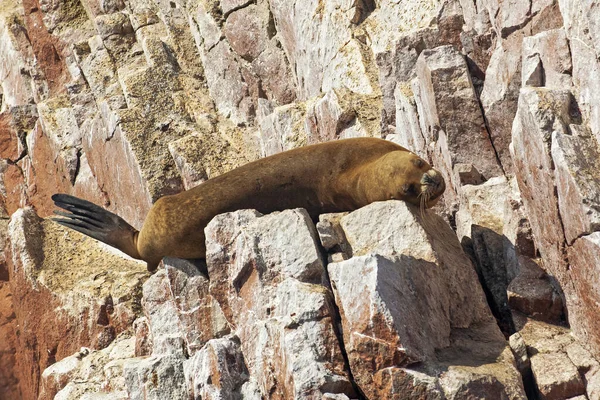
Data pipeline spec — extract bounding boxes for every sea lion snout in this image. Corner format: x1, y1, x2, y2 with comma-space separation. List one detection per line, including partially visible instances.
421, 169, 446, 199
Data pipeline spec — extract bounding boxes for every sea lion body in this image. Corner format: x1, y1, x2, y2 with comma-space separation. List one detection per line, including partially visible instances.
53, 138, 445, 271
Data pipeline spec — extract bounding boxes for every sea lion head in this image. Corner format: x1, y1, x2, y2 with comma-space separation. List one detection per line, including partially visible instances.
373, 150, 446, 209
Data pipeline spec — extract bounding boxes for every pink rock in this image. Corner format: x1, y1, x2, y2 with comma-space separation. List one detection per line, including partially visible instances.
0, 281, 20, 400
480, 31, 526, 174
551, 126, 600, 244
205, 209, 355, 398
83, 109, 154, 228
522, 29, 572, 90
183, 336, 249, 399
163, 258, 230, 355
224, 5, 268, 62
6, 208, 147, 400
567, 233, 600, 358
333, 201, 524, 399
507, 259, 563, 323
414, 45, 503, 188
511, 88, 571, 282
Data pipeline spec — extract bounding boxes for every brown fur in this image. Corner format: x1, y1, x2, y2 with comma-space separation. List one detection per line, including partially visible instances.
53, 138, 445, 271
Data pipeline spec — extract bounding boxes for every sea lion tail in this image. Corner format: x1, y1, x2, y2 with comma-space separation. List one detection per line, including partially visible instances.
51, 194, 142, 260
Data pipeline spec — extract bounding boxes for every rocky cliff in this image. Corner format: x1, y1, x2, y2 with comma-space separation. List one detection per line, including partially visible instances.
1, 0, 600, 399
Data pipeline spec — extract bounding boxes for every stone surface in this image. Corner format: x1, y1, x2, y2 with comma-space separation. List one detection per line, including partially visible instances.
530, 352, 585, 399
123, 354, 188, 400
522, 29, 572, 90
205, 208, 355, 398
304, 89, 376, 145
183, 335, 250, 400
3, 0, 600, 397
6, 208, 147, 400
551, 126, 600, 245
0, 281, 20, 400
511, 88, 571, 282
567, 233, 600, 358
480, 32, 525, 174
333, 201, 525, 399
507, 257, 563, 323
414, 44, 503, 206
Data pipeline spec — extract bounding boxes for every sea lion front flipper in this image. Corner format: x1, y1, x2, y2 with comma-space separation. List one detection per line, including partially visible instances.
51, 194, 142, 261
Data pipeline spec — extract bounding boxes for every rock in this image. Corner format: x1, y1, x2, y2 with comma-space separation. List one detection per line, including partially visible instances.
551, 126, 600, 245
453, 163, 485, 186
6, 208, 147, 400
365, 0, 444, 55
0, 281, 19, 400
39, 348, 90, 400
565, 341, 600, 399
392, 82, 427, 158
513, 316, 598, 399
503, 178, 536, 262
133, 317, 151, 357
511, 88, 571, 282
491, 0, 531, 38
414, 45, 503, 202
39, 336, 137, 399
507, 258, 564, 323
270, 0, 375, 100
339, 201, 491, 328
438, 365, 525, 400
530, 352, 585, 400
512, 87, 600, 358
123, 354, 188, 400
456, 176, 510, 238
259, 102, 307, 156
205, 208, 355, 398
0, 1, 42, 107
304, 90, 374, 145
141, 270, 188, 356
567, 233, 600, 358
562, 1, 600, 142
333, 201, 525, 399
192, 0, 297, 124
480, 32, 525, 174
509, 332, 529, 373
315, 212, 349, 251
183, 335, 249, 399
329, 254, 447, 366
522, 29, 572, 90
163, 257, 230, 354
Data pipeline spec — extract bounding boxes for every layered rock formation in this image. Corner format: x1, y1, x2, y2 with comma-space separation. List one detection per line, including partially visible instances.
1, 0, 600, 399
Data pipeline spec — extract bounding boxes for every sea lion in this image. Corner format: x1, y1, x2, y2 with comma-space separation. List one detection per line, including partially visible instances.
52, 137, 445, 271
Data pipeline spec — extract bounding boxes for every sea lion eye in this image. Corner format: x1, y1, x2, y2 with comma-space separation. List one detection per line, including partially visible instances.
403, 184, 416, 194
412, 158, 424, 168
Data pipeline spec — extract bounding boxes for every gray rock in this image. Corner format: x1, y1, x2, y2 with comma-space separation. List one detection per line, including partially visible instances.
123, 354, 188, 400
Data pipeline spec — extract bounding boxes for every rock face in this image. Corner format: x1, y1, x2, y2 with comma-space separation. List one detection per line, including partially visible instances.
1, 0, 600, 398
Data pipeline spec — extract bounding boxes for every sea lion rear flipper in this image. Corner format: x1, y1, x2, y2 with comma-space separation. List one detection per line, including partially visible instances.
51, 194, 142, 260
